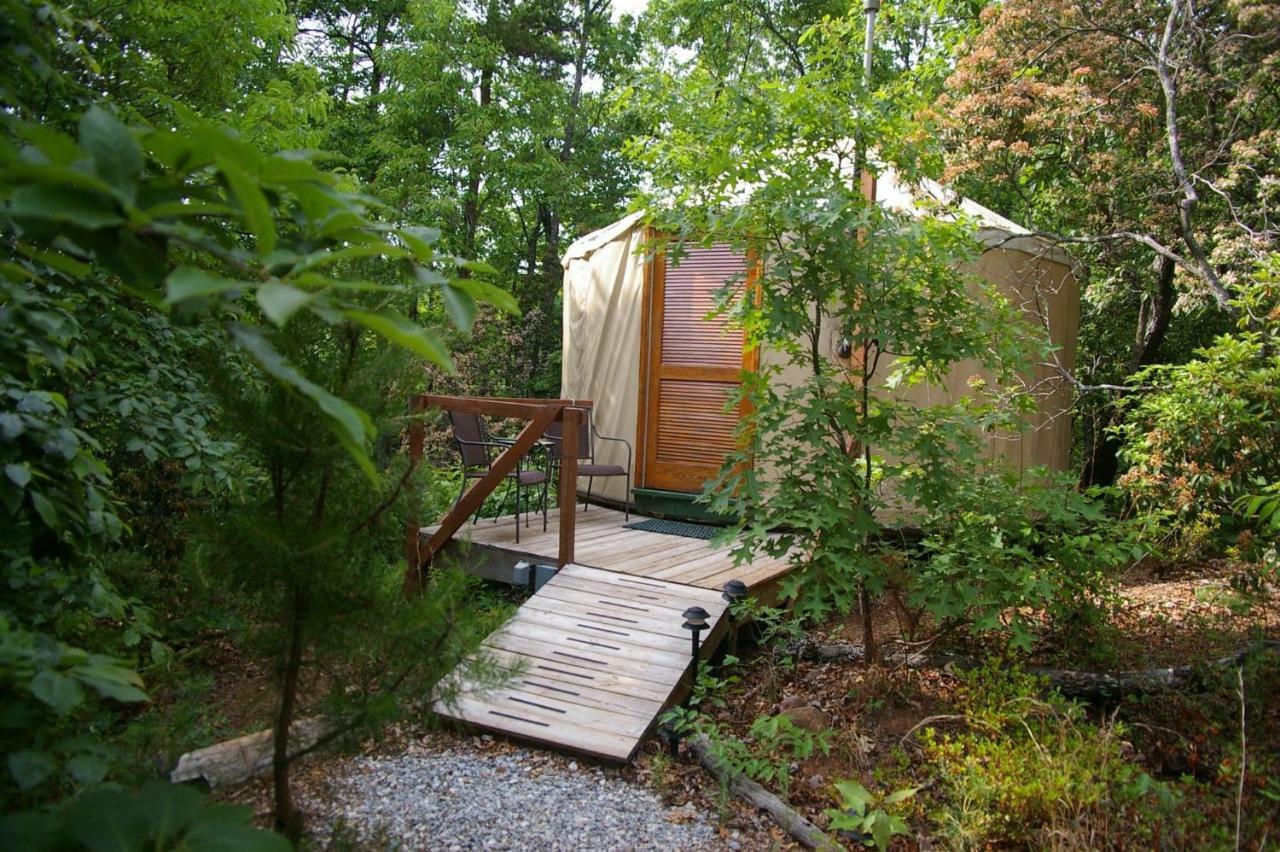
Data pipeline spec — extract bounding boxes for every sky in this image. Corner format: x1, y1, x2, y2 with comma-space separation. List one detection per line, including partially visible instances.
611, 0, 649, 21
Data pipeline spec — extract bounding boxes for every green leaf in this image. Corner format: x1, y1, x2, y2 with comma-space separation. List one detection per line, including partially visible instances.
835, 780, 872, 811
7, 751, 56, 791
183, 805, 292, 852
72, 659, 147, 703
293, 243, 408, 273
30, 492, 59, 527
79, 107, 143, 201
135, 780, 203, 845
345, 310, 454, 371
9, 184, 123, 229
882, 786, 917, 805
5, 463, 31, 488
216, 156, 276, 256
450, 276, 519, 316
399, 226, 441, 260
458, 258, 499, 276
31, 670, 85, 715
440, 281, 476, 333
64, 789, 149, 852
67, 753, 109, 785
231, 325, 376, 483
256, 282, 311, 326
165, 266, 248, 305
871, 810, 891, 850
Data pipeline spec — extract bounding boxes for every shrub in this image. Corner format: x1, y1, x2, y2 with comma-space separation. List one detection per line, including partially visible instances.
1117, 258, 1280, 556
905, 469, 1135, 651
923, 663, 1179, 849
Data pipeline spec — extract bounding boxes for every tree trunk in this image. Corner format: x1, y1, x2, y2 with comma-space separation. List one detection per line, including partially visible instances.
461, 62, 491, 261
462, 1, 497, 262
1079, 255, 1175, 487
272, 586, 307, 841
688, 735, 839, 850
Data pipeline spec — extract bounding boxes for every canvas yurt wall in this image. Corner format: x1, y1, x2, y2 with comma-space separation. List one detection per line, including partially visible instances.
561, 190, 1079, 507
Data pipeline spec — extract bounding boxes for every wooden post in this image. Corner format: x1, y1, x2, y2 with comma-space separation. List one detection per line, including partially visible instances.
558, 407, 580, 567
418, 406, 560, 565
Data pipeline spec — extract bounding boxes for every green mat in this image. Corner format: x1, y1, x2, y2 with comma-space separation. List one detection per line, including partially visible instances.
622, 518, 719, 540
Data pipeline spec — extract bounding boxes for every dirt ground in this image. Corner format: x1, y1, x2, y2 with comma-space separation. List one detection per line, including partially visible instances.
203, 559, 1278, 849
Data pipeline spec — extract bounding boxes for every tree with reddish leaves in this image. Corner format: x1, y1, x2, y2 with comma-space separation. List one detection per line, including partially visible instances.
933, 0, 1279, 485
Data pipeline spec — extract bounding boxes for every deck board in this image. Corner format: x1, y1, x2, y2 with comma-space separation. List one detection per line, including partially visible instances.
429, 508, 796, 760
426, 506, 794, 592
435, 563, 726, 761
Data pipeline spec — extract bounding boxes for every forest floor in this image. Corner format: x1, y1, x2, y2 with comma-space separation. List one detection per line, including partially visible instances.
166, 558, 1278, 849
645, 557, 1280, 849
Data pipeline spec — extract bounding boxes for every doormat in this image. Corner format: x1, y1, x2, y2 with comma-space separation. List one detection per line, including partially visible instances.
623, 518, 720, 540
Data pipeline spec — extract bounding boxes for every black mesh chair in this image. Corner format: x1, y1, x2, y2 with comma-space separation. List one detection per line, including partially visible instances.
448, 410, 548, 542
544, 412, 631, 521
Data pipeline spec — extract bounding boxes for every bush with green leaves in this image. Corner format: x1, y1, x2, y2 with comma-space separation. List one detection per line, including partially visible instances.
730, 713, 832, 800
825, 779, 917, 850
2, 85, 513, 834
903, 469, 1136, 652
0, 780, 287, 851
922, 663, 1179, 848
1117, 256, 1280, 556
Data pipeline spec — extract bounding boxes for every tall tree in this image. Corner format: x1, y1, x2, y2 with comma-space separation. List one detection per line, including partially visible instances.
934, 0, 1280, 483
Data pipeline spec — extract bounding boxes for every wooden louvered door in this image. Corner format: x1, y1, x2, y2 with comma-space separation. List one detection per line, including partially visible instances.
638, 243, 757, 494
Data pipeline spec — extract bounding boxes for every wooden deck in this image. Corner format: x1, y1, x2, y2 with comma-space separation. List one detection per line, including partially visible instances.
426, 505, 793, 591
430, 506, 794, 762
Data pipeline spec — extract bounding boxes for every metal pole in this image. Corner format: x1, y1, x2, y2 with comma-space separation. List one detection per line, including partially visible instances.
852, 0, 881, 192
863, 0, 879, 88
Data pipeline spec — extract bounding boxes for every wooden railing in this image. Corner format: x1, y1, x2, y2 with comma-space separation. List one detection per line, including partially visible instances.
402, 395, 592, 596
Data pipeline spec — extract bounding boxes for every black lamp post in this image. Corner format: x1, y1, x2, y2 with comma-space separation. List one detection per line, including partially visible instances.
662, 605, 711, 757
722, 580, 747, 656
682, 605, 710, 664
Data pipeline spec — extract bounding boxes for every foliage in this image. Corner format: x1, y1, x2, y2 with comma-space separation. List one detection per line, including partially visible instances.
0, 780, 287, 851
923, 663, 1180, 848
0, 6, 514, 828
905, 469, 1136, 650
1117, 260, 1280, 555
730, 714, 831, 799
0, 247, 156, 803
306, 0, 644, 399
825, 779, 917, 850
630, 11, 1059, 653
936, 0, 1280, 485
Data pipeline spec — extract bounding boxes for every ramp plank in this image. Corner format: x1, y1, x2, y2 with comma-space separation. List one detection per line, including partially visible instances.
434, 563, 726, 762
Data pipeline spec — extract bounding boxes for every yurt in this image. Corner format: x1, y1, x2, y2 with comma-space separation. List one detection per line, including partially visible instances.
560, 172, 1079, 519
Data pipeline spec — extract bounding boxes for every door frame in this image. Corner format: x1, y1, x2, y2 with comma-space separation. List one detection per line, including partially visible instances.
635, 231, 760, 493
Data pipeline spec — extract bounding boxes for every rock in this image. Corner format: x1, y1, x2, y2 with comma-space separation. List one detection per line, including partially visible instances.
778, 695, 807, 712
782, 705, 832, 732
294, 743, 720, 850
806, 773, 826, 790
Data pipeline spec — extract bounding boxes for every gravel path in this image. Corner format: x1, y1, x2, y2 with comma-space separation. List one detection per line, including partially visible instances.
301, 740, 730, 851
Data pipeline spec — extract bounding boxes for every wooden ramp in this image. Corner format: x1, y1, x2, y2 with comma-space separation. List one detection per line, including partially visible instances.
435, 562, 728, 762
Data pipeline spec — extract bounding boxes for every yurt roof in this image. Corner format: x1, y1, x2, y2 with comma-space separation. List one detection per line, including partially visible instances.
563, 171, 1072, 268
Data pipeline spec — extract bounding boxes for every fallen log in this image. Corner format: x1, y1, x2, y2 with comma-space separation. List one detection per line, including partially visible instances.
789, 639, 1280, 700
170, 716, 330, 789
688, 733, 840, 851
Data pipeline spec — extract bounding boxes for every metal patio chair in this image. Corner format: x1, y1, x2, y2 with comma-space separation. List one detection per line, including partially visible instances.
544, 412, 631, 521
448, 410, 549, 542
